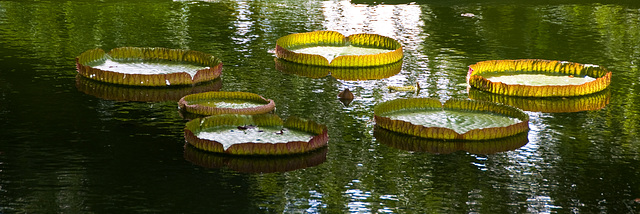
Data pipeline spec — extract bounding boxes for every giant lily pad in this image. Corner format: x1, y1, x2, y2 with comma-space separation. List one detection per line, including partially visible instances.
467, 59, 611, 97
374, 98, 529, 140
275, 58, 402, 80
178, 91, 275, 115
184, 144, 327, 173
468, 88, 610, 113
76, 74, 222, 102
275, 30, 403, 67
184, 114, 328, 155
374, 127, 528, 154
76, 47, 222, 86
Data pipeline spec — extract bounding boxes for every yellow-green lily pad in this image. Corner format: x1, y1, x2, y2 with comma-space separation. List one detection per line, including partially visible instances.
374, 98, 529, 140
76, 47, 222, 86
275, 30, 403, 67
178, 91, 275, 116
184, 114, 328, 155
467, 59, 611, 97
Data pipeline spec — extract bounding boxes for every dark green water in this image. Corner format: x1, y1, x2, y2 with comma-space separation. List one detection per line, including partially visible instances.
1, 0, 639, 213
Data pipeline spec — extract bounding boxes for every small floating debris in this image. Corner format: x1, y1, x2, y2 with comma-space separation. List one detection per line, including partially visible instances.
461, 13, 475, 17
338, 88, 354, 100
388, 83, 420, 92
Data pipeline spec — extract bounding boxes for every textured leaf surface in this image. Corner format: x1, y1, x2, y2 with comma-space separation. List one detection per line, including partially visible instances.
184, 114, 328, 155
275, 30, 403, 67
197, 126, 314, 150
76, 47, 222, 86
380, 109, 521, 134
178, 91, 275, 115
374, 98, 529, 140
467, 59, 611, 97
290, 46, 394, 62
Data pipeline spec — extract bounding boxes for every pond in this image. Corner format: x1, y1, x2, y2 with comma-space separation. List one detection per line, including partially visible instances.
1, 0, 639, 213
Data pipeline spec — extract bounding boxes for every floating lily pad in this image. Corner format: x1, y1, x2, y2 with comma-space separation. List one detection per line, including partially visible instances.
468, 88, 611, 113
275, 30, 403, 67
75, 74, 222, 102
374, 98, 529, 140
467, 59, 611, 97
374, 127, 528, 154
184, 114, 328, 155
184, 143, 327, 173
178, 91, 275, 115
275, 58, 402, 80
76, 47, 223, 86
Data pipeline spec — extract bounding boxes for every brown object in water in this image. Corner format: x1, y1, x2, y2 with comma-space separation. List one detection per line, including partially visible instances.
338, 88, 354, 100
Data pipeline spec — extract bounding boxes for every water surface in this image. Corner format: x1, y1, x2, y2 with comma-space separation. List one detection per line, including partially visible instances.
1, 0, 639, 213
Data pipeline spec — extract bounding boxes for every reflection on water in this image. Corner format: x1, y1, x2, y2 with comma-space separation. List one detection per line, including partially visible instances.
1, 0, 640, 213
374, 126, 529, 154
184, 144, 328, 173
75, 75, 222, 102
469, 88, 611, 113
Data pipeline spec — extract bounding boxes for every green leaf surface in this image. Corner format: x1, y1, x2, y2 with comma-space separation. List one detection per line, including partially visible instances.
89, 58, 208, 78
484, 74, 596, 86
290, 46, 394, 62
380, 109, 522, 134
197, 126, 315, 150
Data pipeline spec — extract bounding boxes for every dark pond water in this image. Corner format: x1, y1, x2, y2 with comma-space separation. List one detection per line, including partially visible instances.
1, 0, 639, 213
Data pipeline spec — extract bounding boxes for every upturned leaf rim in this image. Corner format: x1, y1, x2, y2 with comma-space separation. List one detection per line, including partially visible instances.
374, 98, 529, 140
467, 59, 611, 97
184, 114, 329, 155
75, 47, 223, 87
275, 30, 403, 67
